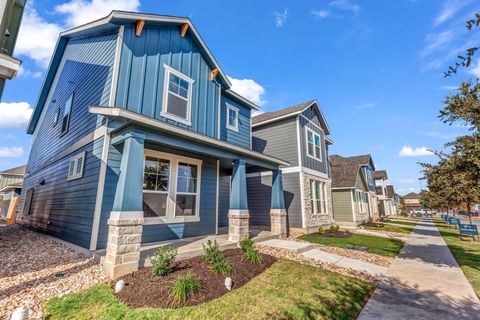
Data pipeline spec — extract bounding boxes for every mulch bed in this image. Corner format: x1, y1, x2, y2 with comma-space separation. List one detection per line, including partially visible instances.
115, 248, 276, 309
319, 231, 353, 238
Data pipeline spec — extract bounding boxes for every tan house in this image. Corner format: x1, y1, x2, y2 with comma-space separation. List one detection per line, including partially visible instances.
0, 164, 26, 219
331, 160, 369, 226
402, 192, 421, 212
374, 170, 395, 216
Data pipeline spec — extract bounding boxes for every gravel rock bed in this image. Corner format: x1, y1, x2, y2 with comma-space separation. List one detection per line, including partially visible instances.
256, 243, 378, 284
0, 225, 108, 320
351, 228, 409, 241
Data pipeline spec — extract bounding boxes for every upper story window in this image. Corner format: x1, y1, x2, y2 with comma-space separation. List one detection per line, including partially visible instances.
61, 94, 73, 135
226, 104, 239, 132
161, 64, 194, 126
53, 108, 60, 127
305, 127, 322, 161
67, 151, 85, 181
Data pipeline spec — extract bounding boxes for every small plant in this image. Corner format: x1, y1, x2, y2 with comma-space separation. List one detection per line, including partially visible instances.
150, 246, 178, 276
240, 239, 255, 252
169, 272, 201, 306
318, 226, 325, 235
211, 257, 234, 276
329, 224, 340, 233
202, 239, 221, 264
240, 239, 262, 264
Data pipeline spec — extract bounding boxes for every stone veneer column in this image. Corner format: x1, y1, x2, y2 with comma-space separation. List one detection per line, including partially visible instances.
270, 169, 287, 238
103, 130, 145, 279
228, 159, 250, 242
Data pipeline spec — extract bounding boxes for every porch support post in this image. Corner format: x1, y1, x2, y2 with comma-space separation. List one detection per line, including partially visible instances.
228, 159, 249, 242
103, 130, 145, 279
270, 168, 287, 238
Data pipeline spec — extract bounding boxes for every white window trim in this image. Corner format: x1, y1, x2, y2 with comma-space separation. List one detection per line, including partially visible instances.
310, 179, 327, 215
143, 149, 202, 225
305, 127, 322, 161
67, 151, 86, 181
161, 64, 195, 126
226, 103, 239, 132
61, 93, 74, 136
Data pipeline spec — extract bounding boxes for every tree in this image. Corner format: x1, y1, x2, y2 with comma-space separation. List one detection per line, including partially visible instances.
439, 81, 480, 131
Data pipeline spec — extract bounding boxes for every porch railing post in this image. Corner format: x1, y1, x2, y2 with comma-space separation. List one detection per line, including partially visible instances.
228, 159, 250, 242
270, 168, 287, 238
103, 130, 145, 279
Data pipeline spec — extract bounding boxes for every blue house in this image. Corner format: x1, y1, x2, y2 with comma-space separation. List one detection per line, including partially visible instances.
20, 11, 289, 278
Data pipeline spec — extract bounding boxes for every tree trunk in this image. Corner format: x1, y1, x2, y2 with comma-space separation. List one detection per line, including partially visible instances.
467, 200, 473, 225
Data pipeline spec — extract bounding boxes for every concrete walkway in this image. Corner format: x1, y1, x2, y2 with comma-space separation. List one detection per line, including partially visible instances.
359, 219, 480, 320
258, 239, 387, 277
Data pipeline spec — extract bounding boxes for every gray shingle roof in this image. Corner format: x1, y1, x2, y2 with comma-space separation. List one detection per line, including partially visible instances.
331, 164, 361, 188
330, 154, 371, 167
0, 165, 26, 175
402, 192, 421, 199
252, 100, 316, 125
373, 170, 388, 180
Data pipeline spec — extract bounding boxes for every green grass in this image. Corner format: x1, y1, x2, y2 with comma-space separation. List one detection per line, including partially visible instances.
299, 233, 403, 257
434, 219, 480, 298
384, 219, 418, 227
45, 260, 373, 320
365, 223, 414, 234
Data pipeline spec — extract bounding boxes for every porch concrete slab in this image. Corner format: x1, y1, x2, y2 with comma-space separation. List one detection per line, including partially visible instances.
335, 256, 387, 277
258, 239, 314, 254
301, 249, 343, 264
358, 219, 480, 320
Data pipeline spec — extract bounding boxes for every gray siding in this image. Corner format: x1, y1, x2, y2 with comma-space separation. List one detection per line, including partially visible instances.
247, 172, 302, 228
252, 117, 298, 167
302, 105, 322, 128
0, 175, 23, 190
332, 190, 354, 223
299, 116, 328, 174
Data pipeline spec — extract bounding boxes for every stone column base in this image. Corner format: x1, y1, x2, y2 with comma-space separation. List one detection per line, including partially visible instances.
228, 209, 250, 242
103, 212, 144, 279
270, 209, 287, 238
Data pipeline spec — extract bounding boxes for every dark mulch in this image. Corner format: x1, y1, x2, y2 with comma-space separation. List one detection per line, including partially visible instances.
320, 231, 353, 238
115, 248, 276, 309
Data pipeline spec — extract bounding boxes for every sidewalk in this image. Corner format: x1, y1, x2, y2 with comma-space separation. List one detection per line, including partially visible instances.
358, 219, 480, 320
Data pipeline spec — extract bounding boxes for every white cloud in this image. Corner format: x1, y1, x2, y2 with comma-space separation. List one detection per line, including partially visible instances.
311, 9, 331, 19
434, 0, 471, 27
227, 76, 267, 106
398, 146, 434, 157
16, 6, 63, 68
274, 7, 288, 27
356, 102, 375, 109
0, 147, 24, 158
420, 30, 454, 58
329, 0, 361, 14
18, 66, 42, 79
468, 59, 480, 78
55, 0, 140, 28
0, 102, 33, 128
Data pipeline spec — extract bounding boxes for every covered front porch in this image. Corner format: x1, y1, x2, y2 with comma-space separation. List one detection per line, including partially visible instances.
91, 107, 289, 278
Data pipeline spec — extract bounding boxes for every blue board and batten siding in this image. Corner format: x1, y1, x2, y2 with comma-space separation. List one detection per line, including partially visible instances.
115, 25, 221, 139
220, 95, 251, 148
19, 32, 118, 248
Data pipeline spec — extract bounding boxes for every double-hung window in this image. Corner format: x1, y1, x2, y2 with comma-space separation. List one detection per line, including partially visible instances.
142, 150, 202, 224
61, 94, 73, 134
67, 151, 85, 181
226, 104, 239, 132
306, 128, 322, 161
162, 64, 194, 126
310, 179, 327, 214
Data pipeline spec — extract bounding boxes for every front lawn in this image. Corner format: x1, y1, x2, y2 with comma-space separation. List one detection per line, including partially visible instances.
434, 219, 480, 297
384, 219, 418, 227
365, 223, 414, 234
299, 233, 403, 257
45, 259, 373, 320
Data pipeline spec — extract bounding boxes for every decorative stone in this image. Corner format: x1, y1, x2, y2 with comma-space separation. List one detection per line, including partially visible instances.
228, 210, 250, 242
10, 306, 28, 320
225, 277, 233, 291
270, 209, 287, 238
301, 172, 334, 232
115, 279, 125, 293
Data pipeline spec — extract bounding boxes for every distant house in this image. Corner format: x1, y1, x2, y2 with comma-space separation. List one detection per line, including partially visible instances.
386, 185, 399, 215
330, 154, 379, 220
402, 192, 421, 211
374, 170, 395, 216
0, 164, 26, 219
249, 100, 334, 234
19, 11, 290, 278
330, 159, 369, 226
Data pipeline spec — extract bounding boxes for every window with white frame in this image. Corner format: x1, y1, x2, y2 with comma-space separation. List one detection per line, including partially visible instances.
53, 108, 60, 127
67, 151, 85, 181
161, 64, 194, 125
142, 150, 201, 223
61, 94, 73, 134
306, 128, 322, 161
226, 104, 239, 132
310, 179, 327, 214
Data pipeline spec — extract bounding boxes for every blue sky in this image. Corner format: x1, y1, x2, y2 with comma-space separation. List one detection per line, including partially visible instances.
1, 0, 479, 194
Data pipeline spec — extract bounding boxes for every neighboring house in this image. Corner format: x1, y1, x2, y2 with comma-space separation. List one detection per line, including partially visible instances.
248, 100, 334, 234
0, 0, 26, 97
374, 170, 395, 216
19, 11, 290, 279
402, 192, 421, 212
0, 164, 26, 219
330, 159, 369, 226
330, 154, 379, 220
386, 185, 398, 215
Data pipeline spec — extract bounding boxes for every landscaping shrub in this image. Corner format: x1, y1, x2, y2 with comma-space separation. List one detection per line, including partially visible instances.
202, 240, 221, 264
150, 246, 178, 276
240, 239, 262, 264
318, 226, 325, 235
169, 272, 201, 306
211, 257, 234, 276
329, 224, 340, 233
240, 239, 255, 252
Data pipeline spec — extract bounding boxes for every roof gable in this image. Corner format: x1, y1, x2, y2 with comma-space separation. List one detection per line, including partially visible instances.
331, 163, 363, 188
331, 154, 374, 170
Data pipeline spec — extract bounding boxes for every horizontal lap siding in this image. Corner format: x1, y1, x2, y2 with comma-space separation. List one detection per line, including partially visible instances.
299, 115, 328, 174
20, 140, 103, 248
116, 25, 220, 138
218, 172, 230, 228
220, 95, 251, 148
252, 117, 298, 167
332, 190, 354, 222
247, 172, 302, 228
